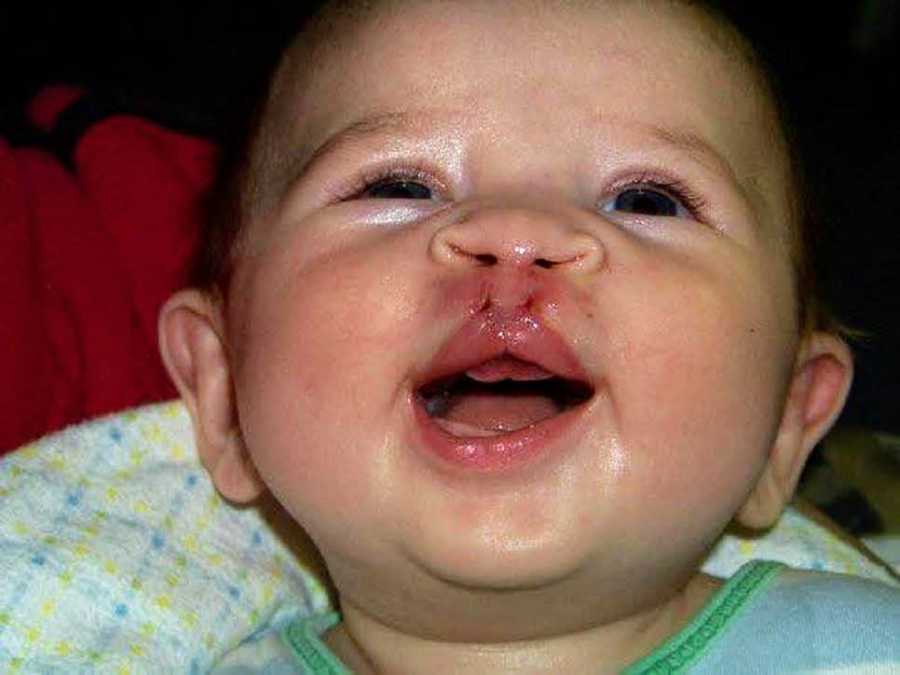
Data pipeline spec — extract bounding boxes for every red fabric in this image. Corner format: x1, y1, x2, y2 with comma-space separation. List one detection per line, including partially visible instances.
26, 85, 88, 133
0, 88, 217, 454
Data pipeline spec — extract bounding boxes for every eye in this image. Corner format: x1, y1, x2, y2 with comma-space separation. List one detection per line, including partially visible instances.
604, 187, 683, 217
335, 164, 441, 203
612, 188, 678, 216
601, 179, 706, 220
364, 179, 433, 200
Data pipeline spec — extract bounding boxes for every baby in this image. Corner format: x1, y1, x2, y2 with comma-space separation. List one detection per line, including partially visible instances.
159, 0, 900, 672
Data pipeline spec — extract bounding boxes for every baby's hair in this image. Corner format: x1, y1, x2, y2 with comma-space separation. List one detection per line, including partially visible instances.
195, 0, 852, 341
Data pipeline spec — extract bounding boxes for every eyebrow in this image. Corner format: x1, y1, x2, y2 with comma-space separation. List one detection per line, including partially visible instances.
286, 110, 425, 187
286, 109, 742, 195
642, 123, 740, 185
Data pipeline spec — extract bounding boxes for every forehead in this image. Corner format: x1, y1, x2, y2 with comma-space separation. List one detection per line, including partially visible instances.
259, 0, 790, 231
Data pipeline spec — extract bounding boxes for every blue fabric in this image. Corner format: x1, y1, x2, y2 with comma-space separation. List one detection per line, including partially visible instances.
629, 561, 900, 674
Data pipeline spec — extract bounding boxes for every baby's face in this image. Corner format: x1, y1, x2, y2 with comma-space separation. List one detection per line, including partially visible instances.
227, 0, 798, 618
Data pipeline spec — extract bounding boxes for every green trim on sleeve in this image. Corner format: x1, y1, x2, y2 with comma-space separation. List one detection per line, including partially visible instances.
622, 560, 784, 675
281, 611, 352, 675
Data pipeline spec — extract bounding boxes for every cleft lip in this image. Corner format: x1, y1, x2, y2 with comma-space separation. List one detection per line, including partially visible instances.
413, 308, 594, 397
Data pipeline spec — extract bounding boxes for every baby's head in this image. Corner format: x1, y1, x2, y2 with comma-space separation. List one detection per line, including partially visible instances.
161, 0, 853, 647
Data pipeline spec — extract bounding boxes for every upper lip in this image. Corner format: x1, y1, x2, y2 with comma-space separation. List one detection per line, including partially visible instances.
413, 308, 592, 391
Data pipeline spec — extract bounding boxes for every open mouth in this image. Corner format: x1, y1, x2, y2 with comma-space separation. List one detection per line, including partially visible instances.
416, 354, 594, 438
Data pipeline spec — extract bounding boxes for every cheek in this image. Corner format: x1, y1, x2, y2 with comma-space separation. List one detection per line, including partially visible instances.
608, 272, 791, 519
227, 238, 427, 525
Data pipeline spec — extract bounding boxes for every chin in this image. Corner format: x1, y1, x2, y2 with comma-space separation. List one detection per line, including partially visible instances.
405, 524, 590, 592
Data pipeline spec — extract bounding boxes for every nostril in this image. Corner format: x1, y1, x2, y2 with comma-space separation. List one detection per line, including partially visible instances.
433, 222, 605, 273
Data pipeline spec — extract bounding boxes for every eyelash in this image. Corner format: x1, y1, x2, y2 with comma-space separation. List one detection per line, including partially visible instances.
330, 161, 441, 202
332, 163, 710, 219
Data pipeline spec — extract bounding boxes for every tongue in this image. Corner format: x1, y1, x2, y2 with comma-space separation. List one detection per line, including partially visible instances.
428, 356, 562, 435
442, 390, 559, 434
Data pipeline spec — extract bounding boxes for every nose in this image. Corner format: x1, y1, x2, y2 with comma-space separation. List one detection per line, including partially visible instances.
429, 203, 605, 274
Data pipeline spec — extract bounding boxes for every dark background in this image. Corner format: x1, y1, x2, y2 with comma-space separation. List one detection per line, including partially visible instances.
2, 1, 898, 433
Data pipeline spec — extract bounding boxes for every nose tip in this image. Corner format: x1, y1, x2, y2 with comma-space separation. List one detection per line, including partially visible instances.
429, 206, 604, 274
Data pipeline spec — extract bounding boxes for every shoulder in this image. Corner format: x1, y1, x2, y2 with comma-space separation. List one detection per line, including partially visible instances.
700, 564, 900, 673
766, 565, 900, 628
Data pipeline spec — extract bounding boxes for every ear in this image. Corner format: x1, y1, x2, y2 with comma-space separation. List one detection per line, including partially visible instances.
158, 289, 265, 503
736, 332, 854, 529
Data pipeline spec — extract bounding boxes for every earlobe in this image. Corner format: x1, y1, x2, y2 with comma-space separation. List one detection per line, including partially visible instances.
737, 332, 854, 529
158, 290, 265, 503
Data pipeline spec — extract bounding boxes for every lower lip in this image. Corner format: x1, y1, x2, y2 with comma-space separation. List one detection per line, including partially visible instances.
411, 395, 588, 472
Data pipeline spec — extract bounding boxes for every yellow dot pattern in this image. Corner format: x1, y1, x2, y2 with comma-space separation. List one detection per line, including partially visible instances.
0, 401, 332, 672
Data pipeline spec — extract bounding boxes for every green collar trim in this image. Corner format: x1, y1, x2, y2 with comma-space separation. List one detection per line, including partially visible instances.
282, 611, 351, 675
283, 561, 782, 675
623, 560, 784, 675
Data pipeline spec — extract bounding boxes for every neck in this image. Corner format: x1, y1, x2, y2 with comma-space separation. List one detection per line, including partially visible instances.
324, 572, 721, 675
